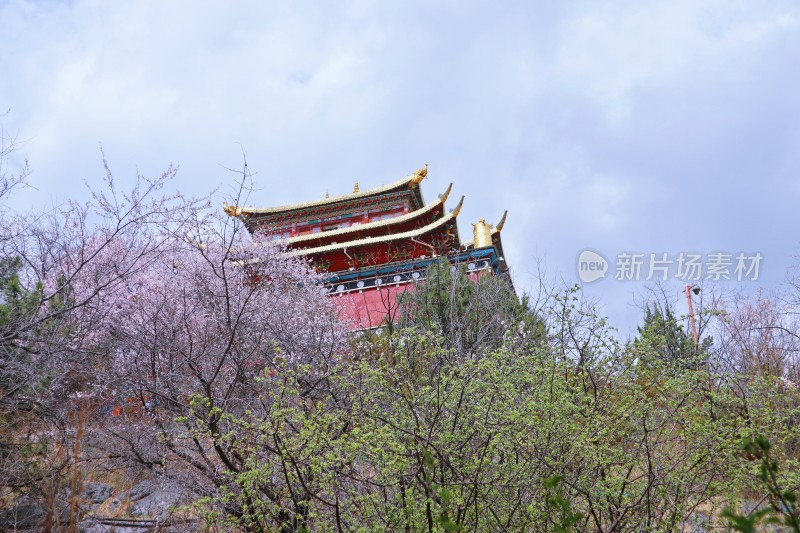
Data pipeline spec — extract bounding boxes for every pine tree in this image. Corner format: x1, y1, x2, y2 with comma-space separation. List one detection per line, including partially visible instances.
633, 303, 709, 371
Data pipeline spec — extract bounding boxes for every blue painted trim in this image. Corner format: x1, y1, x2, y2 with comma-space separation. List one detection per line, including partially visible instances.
324, 246, 499, 283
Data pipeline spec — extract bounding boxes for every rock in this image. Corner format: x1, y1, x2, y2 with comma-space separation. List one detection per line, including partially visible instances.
82, 482, 114, 505
0, 498, 44, 529
128, 480, 187, 520
125, 480, 156, 502
53, 499, 73, 526
683, 513, 709, 533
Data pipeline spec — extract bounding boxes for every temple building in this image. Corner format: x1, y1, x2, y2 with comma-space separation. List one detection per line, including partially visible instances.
224, 165, 509, 329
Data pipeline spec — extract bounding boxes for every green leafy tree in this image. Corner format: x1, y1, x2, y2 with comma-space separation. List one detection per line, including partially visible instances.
396, 260, 545, 354
723, 435, 800, 532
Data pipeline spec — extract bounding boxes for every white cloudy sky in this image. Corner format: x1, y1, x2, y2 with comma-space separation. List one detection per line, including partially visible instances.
2, 0, 799, 335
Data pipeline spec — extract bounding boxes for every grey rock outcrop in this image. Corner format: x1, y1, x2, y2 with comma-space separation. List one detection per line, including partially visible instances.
82, 482, 114, 505
125, 479, 187, 520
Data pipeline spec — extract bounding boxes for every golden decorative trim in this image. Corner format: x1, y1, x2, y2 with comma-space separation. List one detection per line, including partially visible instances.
492, 210, 508, 234
228, 166, 429, 215
439, 182, 453, 203
451, 195, 464, 217
288, 201, 463, 257
287, 184, 454, 246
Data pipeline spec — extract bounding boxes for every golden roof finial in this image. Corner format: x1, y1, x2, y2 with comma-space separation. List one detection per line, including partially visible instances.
353, 182, 360, 193
325, 191, 330, 199
451, 195, 465, 217
223, 202, 243, 217
410, 163, 428, 185
493, 210, 508, 233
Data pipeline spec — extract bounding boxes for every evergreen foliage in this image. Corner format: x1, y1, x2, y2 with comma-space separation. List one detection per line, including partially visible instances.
632, 303, 711, 371
396, 259, 546, 353
0, 256, 42, 395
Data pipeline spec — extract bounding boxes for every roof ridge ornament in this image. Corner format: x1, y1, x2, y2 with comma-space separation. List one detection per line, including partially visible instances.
492, 210, 508, 234
439, 182, 453, 203
222, 202, 243, 217
451, 195, 464, 217
353, 182, 359, 193
409, 163, 428, 185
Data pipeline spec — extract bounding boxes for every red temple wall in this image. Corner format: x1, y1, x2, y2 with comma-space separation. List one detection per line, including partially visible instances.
334, 284, 415, 330
331, 270, 484, 330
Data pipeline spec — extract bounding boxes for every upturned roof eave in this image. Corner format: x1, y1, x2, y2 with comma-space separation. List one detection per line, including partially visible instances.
285, 182, 453, 247
225, 166, 428, 217
287, 195, 464, 257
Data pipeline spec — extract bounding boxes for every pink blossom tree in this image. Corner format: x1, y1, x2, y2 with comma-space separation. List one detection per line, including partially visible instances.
0, 145, 207, 524
63, 168, 350, 529
712, 289, 800, 380
1, 127, 350, 522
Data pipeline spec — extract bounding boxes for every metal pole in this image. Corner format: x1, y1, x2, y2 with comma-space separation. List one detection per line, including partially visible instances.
684, 284, 699, 353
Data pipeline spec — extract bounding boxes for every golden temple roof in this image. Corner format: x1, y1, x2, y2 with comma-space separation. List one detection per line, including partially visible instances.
224, 165, 428, 217
287, 195, 464, 257
286, 183, 453, 246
